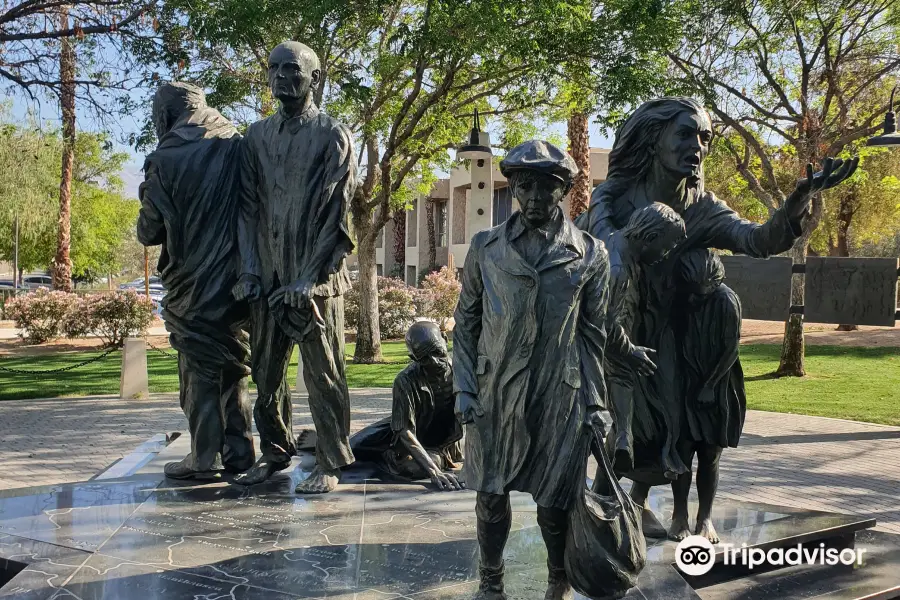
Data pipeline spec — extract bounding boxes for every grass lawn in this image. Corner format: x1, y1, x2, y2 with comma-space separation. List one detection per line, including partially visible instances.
740, 345, 900, 426
1, 343, 898, 427
0, 342, 412, 401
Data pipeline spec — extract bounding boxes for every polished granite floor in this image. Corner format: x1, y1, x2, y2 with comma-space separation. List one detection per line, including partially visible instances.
0, 441, 896, 600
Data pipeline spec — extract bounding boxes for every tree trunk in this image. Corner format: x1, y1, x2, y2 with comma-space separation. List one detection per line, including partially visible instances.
833, 192, 859, 330
52, 8, 75, 293
392, 209, 405, 278
567, 112, 590, 219
350, 200, 383, 363
425, 199, 436, 271
776, 241, 807, 376
777, 201, 819, 377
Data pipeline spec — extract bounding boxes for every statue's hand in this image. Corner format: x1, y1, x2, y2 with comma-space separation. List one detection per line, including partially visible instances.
232, 274, 261, 302
429, 469, 464, 491
627, 346, 658, 377
697, 386, 717, 408
784, 157, 860, 223
584, 408, 607, 436
455, 392, 484, 424
283, 277, 315, 309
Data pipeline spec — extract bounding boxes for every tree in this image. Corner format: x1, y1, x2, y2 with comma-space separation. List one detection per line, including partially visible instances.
0, 0, 152, 111
2, 0, 155, 291
0, 121, 137, 281
669, 0, 900, 375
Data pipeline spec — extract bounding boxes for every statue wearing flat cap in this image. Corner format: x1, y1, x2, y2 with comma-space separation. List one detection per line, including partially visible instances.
453, 140, 612, 600
232, 41, 357, 493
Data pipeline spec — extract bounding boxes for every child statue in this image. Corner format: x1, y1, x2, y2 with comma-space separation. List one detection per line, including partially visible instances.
669, 249, 745, 543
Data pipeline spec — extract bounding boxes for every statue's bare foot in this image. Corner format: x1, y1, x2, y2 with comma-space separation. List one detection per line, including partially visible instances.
233, 457, 290, 486
696, 517, 720, 544
295, 465, 340, 494
668, 514, 692, 541
642, 507, 668, 539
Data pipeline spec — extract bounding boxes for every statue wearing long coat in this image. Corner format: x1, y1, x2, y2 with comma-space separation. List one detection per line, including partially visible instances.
453, 213, 610, 510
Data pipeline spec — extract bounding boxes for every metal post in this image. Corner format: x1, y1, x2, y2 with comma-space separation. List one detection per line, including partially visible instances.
13, 212, 18, 289
144, 246, 150, 298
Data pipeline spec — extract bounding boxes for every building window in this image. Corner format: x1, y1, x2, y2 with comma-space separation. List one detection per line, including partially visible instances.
376, 264, 383, 276
406, 265, 417, 287
436, 201, 448, 247
493, 186, 513, 226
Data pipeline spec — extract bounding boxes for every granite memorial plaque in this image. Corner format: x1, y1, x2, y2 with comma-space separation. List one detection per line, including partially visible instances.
805, 257, 899, 326
719, 255, 793, 321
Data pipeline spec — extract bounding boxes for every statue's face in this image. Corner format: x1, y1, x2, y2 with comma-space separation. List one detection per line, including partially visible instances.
267, 45, 319, 103
655, 110, 712, 178
510, 171, 567, 228
686, 281, 719, 306
639, 227, 683, 265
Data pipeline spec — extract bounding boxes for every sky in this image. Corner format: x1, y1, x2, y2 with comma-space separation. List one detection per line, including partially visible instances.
10, 93, 616, 200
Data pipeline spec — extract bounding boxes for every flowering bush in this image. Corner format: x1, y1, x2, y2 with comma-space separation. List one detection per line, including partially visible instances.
418, 266, 461, 331
61, 295, 93, 339
80, 290, 154, 348
4, 289, 74, 344
345, 276, 417, 340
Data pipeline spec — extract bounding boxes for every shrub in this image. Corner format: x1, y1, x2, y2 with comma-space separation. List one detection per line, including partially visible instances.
61, 295, 93, 339
419, 266, 461, 331
80, 290, 154, 348
4, 289, 74, 344
345, 276, 417, 340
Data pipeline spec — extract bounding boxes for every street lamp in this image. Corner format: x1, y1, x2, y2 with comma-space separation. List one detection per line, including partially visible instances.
456, 108, 492, 161
866, 87, 900, 147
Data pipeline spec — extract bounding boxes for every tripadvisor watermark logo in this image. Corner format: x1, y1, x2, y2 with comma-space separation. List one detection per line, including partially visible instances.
675, 535, 867, 576
675, 536, 716, 575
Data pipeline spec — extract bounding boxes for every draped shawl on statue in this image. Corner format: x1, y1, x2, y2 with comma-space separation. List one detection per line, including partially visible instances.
137, 107, 249, 378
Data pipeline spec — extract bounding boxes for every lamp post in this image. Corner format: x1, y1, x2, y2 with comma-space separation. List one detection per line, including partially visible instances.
866, 87, 900, 147
456, 109, 494, 239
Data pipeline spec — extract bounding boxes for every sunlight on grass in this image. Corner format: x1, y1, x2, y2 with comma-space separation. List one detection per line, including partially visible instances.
1, 343, 898, 427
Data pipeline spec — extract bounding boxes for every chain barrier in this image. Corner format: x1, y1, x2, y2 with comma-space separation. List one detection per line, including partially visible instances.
145, 339, 178, 359
0, 346, 120, 375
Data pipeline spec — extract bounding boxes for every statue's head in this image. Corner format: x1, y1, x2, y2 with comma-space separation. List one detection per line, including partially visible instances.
151, 81, 206, 139
500, 140, 577, 228
405, 321, 449, 370
676, 249, 724, 304
608, 97, 712, 196
268, 41, 321, 105
623, 202, 686, 265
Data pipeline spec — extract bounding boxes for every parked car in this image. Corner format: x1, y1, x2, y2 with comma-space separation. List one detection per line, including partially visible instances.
22, 275, 52, 289
0, 279, 16, 289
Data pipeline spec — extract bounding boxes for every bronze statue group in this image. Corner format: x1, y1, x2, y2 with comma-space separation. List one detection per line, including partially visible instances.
139, 40, 859, 600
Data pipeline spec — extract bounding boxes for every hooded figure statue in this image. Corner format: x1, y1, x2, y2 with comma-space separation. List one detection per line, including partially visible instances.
138, 81, 254, 480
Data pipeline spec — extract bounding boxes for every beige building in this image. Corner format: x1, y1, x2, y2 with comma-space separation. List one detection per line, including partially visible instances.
374, 146, 611, 286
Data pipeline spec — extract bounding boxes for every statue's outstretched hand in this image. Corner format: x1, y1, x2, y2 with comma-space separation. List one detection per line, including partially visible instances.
784, 157, 860, 223
430, 469, 464, 491
232, 274, 261, 302
455, 392, 484, 424
627, 346, 658, 377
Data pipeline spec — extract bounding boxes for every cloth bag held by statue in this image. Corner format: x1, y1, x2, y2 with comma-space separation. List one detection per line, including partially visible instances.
564, 425, 646, 599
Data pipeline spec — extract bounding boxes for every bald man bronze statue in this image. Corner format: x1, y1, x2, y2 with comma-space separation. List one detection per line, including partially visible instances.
232, 41, 357, 493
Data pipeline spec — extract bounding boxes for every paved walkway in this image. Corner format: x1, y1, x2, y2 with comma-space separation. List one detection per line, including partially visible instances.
0, 392, 897, 534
